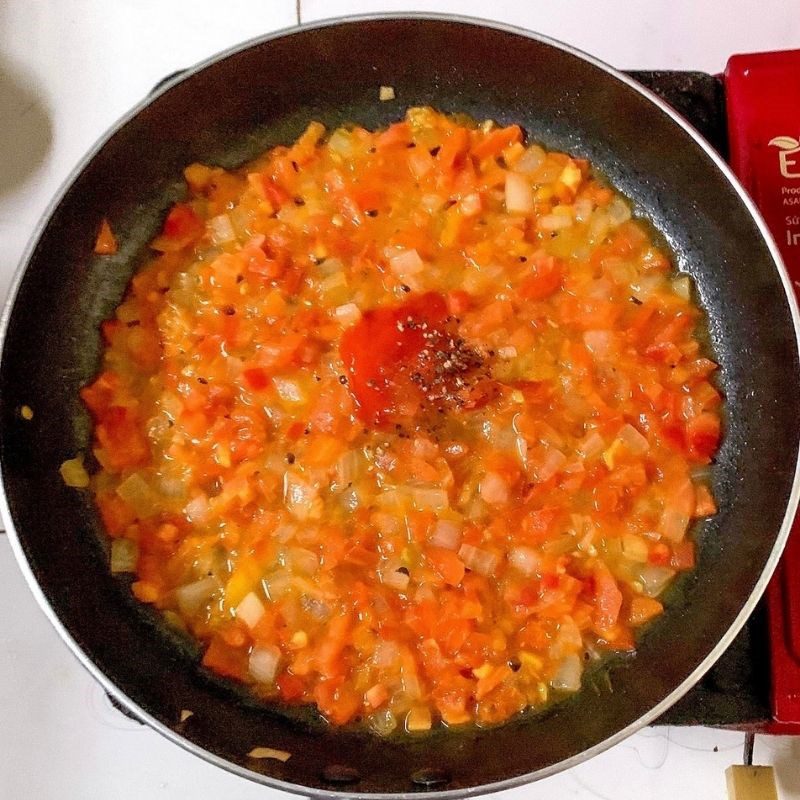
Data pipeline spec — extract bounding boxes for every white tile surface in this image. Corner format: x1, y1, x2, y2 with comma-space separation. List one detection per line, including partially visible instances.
0, 0, 298, 305
1, 1, 799, 798
301, 0, 800, 73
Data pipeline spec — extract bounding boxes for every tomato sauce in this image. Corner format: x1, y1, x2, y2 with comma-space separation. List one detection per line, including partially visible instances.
83, 108, 721, 733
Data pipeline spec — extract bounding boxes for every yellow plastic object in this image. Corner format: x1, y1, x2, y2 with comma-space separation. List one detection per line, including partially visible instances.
725, 766, 778, 800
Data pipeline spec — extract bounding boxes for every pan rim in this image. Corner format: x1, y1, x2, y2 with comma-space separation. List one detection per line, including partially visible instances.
2, 11, 799, 799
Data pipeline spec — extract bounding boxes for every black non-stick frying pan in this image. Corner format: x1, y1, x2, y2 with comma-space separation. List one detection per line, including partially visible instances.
2, 14, 800, 798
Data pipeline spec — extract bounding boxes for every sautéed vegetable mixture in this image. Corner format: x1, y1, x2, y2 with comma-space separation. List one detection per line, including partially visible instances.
82, 108, 721, 733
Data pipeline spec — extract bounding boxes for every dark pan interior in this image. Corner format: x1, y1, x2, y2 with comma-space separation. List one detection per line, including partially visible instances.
2, 16, 799, 797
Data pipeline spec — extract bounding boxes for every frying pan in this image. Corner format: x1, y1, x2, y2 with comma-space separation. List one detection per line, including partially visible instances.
2, 14, 799, 798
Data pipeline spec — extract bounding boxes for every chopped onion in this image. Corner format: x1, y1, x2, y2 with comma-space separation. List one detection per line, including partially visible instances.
429, 519, 462, 550
288, 546, 319, 575
411, 488, 449, 512
389, 248, 425, 277
249, 645, 281, 684
157, 475, 186, 499
236, 591, 266, 629
373, 640, 401, 668
460, 192, 482, 217
516, 434, 529, 467
382, 568, 410, 591
317, 257, 344, 276
336, 450, 362, 484
504, 172, 534, 213
273, 377, 306, 404
638, 565, 676, 597
691, 465, 713, 482
498, 346, 518, 359
327, 129, 354, 157
183, 492, 209, 523
458, 544, 500, 576
513, 144, 546, 174
421, 193, 446, 213
574, 197, 594, 222
262, 571, 291, 601
376, 488, 407, 511
550, 653, 583, 692
412, 437, 439, 459
605, 257, 637, 286
536, 448, 567, 482
617, 423, 649, 455
320, 270, 347, 293
508, 546, 541, 576
117, 472, 160, 517
659, 508, 690, 542
60, 456, 90, 488
372, 511, 402, 535
589, 210, 611, 243
405, 706, 432, 732
631, 274, 666, 302
402, 665, 423, 700
369, 708, 398, 736
479, 471, 509, 505
247, 746, 291, 762
538, 212, 573, 232
672, 275, 692, 300
284, 472, 322, 520
110, 539, 138, 574
340, 486, 360, 512
621, 534, 649, 563
583, 329, 615, 359
175, 577, 218, 616
273, 523, 297, 543
577, 430, 605, 459
334, 302, 362, 326
549, 618, 583, 660
208, 213, 236, 245
607, 197, 632, 226
300, 594, 330, 620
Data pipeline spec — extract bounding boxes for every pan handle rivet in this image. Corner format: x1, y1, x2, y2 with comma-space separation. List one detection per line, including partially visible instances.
321, 765, 361, 784
411, 768, 451, 788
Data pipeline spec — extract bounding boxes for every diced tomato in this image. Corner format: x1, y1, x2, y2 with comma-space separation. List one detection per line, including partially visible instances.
694, 484, 717, 517
94, 218, 118, 255
519, 257, 563, 301
277, 672, 305, 701
628, 597, 663, 626
95, 407, 149, 471
648, 542, 671, 565
162, 203, 202, 241
686, 413, 721, 461
202, 635, 248, 680
96, 492, 136, 536
313, 679, 361, 726
670, 540, 696, 571
471, 125, 523, 160
593, 565, 623, 630
243, 367, 270, 391
436, 127, 470, 170
446, 290, 472, 315
426, 548, 466, 586
81, 371, 120, 415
